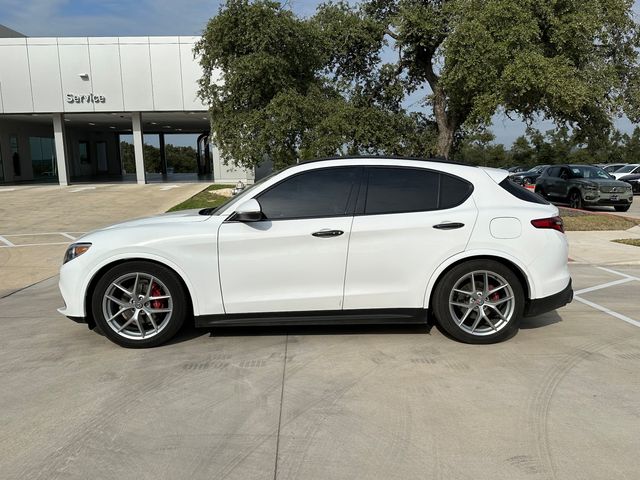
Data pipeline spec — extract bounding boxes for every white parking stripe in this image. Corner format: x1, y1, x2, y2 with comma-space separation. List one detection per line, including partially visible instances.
574, 295, 640, 328
159, 185, 181, 191
596, 266, 640, 282
59, 233, 77, 240
0, 235, 15, 247
574, 277, 635, 295
0, 242, 70, 248
69, 186, 96, 193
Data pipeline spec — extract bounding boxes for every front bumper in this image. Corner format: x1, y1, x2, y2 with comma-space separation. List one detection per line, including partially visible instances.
524, 279, 573, 317
582, 191, 633, 206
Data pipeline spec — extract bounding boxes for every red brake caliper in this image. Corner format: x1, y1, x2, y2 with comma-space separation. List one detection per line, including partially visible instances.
150, 283, 164, 310
488, 283, 500, 302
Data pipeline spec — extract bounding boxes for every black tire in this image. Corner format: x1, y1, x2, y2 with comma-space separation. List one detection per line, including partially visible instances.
568, 190, 583, 209
91, 261, 188, 348
534, 186, 546, 198
523, 177, 532, 186
432, 260, 525, 344
614, 205, 630, 212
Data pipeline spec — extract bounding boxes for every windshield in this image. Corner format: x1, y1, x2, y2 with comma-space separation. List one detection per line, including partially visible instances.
202, 168, 284, 216
569, 166, 612, 180
616, 165, 638, 173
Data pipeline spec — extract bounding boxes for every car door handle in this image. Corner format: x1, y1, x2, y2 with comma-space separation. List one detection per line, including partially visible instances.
433, 222, 465, 230
312, 230, 344, 238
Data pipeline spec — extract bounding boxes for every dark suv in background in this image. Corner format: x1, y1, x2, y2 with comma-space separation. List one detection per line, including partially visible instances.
535, 165, 633, 212
510, 165, 549, 186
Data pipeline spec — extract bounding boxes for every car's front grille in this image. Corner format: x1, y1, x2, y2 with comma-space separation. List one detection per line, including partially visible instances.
600, 185, 624, 193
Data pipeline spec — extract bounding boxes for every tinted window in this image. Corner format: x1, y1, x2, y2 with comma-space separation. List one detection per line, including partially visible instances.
440, 173, 474, 209
547, 167, 561, 177
364, 167, 472, 215
257, 167, 359, 220
499, 179, 550, 205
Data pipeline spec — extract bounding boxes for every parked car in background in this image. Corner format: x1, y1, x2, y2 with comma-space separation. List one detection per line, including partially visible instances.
611, 164, 640, 179
599, 163, 628, 174
506, 166, 527, 176
58, 157, 572, 348
511, 165, 549, 186
535, 164, 633, 212
620, 174, 640, 194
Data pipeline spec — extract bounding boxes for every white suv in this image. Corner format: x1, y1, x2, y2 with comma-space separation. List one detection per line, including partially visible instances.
58, 157, 573, 348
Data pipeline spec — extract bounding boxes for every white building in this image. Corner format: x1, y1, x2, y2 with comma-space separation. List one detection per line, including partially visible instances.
0, 25, 255, 186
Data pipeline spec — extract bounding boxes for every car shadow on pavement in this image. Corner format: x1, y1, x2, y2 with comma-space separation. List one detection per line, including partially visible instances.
164, 320, 434, 345
520, 311, 562, 329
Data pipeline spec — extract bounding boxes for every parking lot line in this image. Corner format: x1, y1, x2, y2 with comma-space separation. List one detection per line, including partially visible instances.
0, 242, 70, 248
59, 232, 77, 240
596, 266, 640, 281
574, 295, 640, 329
574, 277, 635, 295
0, 235, 15, 247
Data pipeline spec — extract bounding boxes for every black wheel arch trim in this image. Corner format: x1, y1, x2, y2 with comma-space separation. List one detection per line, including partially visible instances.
83, 258, 194, 330
428, 254, 532, 309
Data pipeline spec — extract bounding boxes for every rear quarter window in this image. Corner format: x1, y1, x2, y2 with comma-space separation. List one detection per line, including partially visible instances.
499, 179, 549, 205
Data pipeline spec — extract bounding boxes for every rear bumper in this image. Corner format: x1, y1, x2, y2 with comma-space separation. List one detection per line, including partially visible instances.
524, 279, 573, 317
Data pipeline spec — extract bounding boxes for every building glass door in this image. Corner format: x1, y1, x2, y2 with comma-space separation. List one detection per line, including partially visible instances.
29, 137, 57, 181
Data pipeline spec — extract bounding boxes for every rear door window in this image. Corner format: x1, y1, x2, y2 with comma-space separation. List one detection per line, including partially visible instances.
363, 167, 473, 215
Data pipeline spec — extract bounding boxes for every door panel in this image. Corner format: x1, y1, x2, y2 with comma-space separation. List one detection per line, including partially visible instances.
343, 204, 477, 309
218, 217, 353, 313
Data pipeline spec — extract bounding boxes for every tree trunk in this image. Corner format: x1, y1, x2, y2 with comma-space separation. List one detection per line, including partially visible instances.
433, 86, 456, 159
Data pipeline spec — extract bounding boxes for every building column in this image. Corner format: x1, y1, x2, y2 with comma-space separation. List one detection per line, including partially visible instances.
52, 113, 70, 186
131, 112, 146, 184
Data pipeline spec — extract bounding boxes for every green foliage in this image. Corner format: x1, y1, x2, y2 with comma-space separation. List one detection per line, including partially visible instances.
454, 126, 640, 168
196, 0, 640, 166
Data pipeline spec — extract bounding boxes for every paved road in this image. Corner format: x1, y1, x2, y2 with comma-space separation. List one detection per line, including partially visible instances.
1, 264, 638, 480
0, 183, 205, 297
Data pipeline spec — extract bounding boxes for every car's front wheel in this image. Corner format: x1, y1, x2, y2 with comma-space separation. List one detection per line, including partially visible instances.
568, 190, 583, 209
433, 260, 524, 344
91, 261, 188, 348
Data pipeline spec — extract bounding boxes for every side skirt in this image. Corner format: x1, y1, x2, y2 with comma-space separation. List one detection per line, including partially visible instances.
194, 308, 428, 328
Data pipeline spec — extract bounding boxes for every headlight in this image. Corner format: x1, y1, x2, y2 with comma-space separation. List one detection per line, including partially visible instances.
63, 243, 92, 264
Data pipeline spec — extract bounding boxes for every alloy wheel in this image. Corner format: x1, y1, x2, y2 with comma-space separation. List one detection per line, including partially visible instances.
448, 270, 515, 336
102, 272, 173, 340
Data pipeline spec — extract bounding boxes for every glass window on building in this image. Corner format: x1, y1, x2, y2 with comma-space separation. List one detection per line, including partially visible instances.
29, 137, 57, 180
0, 143, 4, 183
10, 135, 21, 177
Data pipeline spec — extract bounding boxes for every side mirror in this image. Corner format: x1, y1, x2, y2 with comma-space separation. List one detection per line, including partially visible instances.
233, 199, 263, 222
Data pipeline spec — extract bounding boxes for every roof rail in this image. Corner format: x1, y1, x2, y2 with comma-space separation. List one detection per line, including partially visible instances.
298, 155, 475, 167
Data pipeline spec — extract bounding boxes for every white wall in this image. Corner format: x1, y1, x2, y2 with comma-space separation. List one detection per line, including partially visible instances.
0, 36, 212, 114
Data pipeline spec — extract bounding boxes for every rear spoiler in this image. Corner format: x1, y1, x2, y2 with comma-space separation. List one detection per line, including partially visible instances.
479, 167, 509, 184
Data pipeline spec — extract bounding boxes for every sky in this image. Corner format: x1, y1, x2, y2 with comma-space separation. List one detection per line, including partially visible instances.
1, 0, 637, 147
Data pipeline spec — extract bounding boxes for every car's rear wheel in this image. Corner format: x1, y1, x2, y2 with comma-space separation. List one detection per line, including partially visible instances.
568, 190, 583, 209
91, 261, 188, 348
433, 260, 524, 344
614, 205, 630, 212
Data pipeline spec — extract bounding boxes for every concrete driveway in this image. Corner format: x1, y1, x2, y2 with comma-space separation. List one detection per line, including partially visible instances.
1, 263, 639, 480
0, 183, 204, 297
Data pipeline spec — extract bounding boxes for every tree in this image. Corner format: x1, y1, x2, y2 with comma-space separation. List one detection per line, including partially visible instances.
357, 0, 640, 158
195, 0, 436, 169
197, 0, 639, 166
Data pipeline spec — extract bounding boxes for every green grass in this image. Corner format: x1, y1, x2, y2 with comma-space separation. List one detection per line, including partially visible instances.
612, 238, 640, 247
559, 207, 639, 231
167, 184, 234, 212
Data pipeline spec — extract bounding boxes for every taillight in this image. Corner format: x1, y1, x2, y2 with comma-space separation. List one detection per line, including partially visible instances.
531, 216, 564, 233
